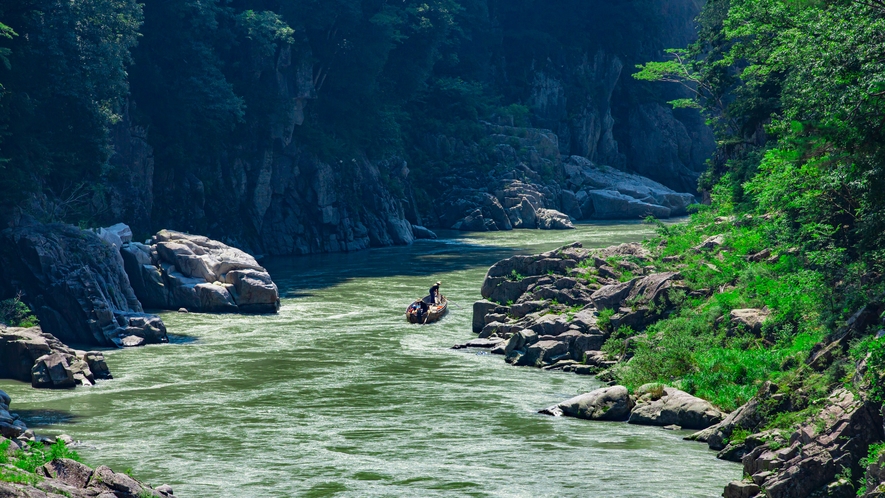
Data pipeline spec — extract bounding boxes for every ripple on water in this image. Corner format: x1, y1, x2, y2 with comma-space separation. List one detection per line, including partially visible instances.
0, 222, 739, 497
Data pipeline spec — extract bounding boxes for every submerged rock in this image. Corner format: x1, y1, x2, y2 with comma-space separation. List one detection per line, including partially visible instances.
123, 229, 281, 313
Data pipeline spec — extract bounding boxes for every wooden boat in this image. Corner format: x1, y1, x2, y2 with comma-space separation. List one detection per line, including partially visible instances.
406, 296, 448, 324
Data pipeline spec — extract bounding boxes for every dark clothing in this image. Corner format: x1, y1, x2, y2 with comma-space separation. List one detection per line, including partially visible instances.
429, 284, 440, 304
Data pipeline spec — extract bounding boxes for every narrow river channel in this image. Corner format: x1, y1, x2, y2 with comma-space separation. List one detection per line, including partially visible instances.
0, 222, 740, 497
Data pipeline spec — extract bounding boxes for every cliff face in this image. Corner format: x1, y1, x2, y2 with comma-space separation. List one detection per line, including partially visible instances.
118, 45, 415, 256
100, 0, 712, 256
521, 0, 715, 193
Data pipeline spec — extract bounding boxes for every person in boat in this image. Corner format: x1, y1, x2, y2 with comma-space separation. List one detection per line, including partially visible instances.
409, 299, 428, 318
429, 281, 441, 304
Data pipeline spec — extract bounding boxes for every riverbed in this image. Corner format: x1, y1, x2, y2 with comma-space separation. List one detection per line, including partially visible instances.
0, 222, 740, 497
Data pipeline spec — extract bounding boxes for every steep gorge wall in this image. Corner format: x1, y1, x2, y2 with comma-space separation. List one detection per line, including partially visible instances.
108, 45, 415, 257
103, 0, 712, 257
520, 0, 714, 193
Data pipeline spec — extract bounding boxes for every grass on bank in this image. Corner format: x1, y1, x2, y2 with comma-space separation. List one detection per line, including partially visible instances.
0, 439, 81, 485
602, 195, 884, 416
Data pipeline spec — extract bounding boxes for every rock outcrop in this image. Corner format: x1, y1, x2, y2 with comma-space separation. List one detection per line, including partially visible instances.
627, 387, 725, 430
470, 242, 688, 373
562, 156, 697, 219
424, 121, 699, 233
0, 325, 111, 388
539, 383, 724, 431
123, 229, 281, 313
722, 389, 884, 498
23, 459, 178, 498
0, 224, 167, 347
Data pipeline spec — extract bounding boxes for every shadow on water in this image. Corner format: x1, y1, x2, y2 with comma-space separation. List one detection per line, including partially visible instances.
166, 333, 200, 345
263, 232, 521, 295
262, 221, 659, 295
14, 409, 79, 426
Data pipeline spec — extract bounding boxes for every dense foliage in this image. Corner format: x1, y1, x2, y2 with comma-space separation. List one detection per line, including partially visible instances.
616, 0, 885, 418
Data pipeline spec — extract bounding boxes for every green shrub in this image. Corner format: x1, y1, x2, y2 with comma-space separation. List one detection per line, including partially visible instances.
0, 295, 38, 328
597, 308, 615, 331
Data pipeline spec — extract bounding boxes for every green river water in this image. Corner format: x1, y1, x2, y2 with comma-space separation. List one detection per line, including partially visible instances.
0, 222, 740, 497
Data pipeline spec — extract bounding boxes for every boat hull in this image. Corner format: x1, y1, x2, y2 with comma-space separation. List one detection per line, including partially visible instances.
406, 297, 448, 324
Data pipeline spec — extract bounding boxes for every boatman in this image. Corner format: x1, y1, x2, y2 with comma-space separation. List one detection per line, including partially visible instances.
429, 281, 441, 304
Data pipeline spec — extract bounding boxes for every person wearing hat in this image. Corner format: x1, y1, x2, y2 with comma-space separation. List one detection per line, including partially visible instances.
429, 281, 442, 304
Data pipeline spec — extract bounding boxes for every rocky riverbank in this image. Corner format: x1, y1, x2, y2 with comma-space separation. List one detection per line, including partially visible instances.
0, 388, 176, 497
463, 235, 885, 497
0, 221, 283, 493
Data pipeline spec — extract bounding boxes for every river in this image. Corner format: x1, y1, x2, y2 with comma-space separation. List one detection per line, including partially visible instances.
0, 222, 740, 497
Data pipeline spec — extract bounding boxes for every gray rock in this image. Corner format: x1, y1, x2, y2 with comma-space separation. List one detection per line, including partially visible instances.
564, 156, 696, 218
730, 309, 770, 335
723, 481, 761, 498
536, 208, 575, 229
0, 224, 167, 347
585, 189, 672, 220
453, 338, 505, 349
560, 189, 583, 220
38, 458, 93, 488
694, 234, 725, 251
628, 387, 725, 430
453, 209, 488, 232
590, 279, 639, 310
515, 339, 571, 367
156, 484, 175, 496
482, 193, 513, 231
540, 385, 634, 421
741, 389, 884, 498
472, 300, 499, 333
0, 326, 111, 388
127, 230, 281, 313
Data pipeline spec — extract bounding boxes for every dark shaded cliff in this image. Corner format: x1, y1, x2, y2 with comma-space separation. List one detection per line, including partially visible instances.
0, 0, 712, 256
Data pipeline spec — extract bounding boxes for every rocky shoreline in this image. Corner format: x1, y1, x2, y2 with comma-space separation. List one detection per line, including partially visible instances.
460, 240, 885, 497
0, 220, 283, 494
0, 388, 177, 497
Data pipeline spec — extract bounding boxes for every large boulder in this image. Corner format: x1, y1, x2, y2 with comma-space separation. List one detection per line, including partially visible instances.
730, 308, 770, 335
540, 386, 634, 421
564, 157, 696, 219
536, 209, 575, 229
0, 223, 167, 347
123, 230, 281, 313
628, 387, 725, 430
0, 326, 112, 388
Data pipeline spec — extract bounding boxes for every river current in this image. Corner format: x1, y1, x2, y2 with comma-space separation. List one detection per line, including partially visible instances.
0, 223, 740, 497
